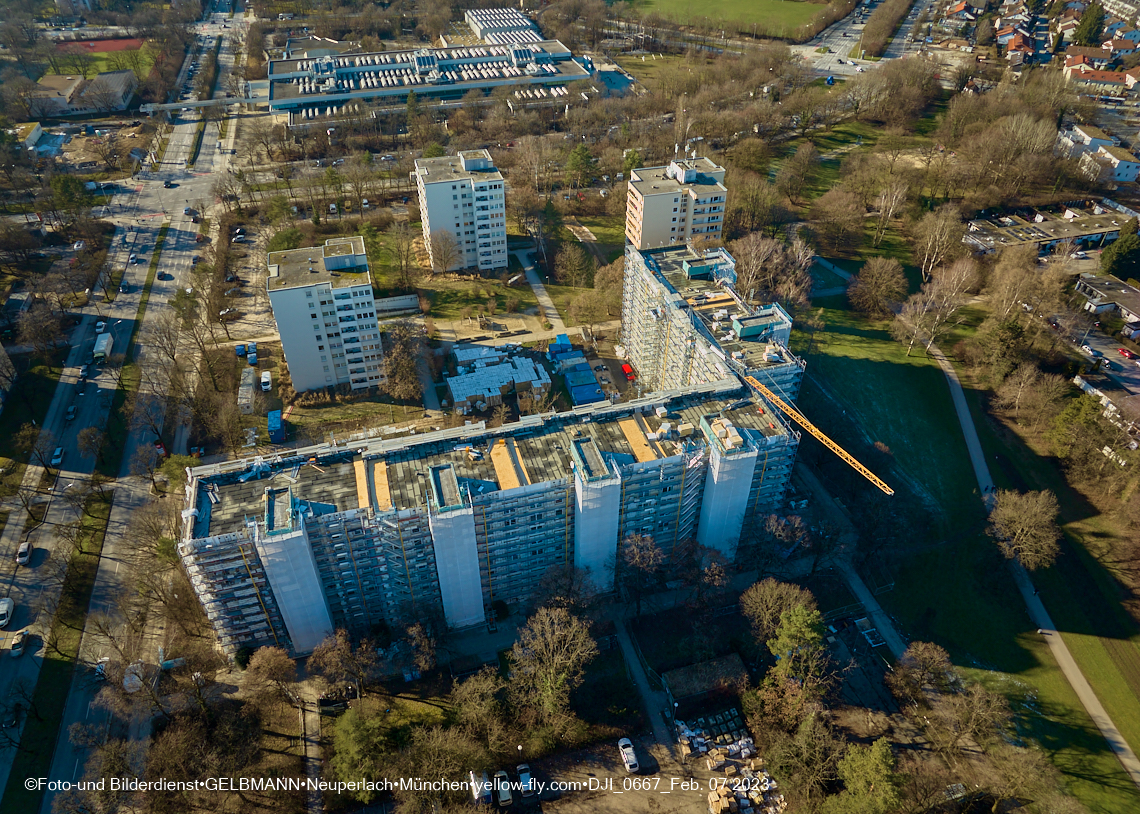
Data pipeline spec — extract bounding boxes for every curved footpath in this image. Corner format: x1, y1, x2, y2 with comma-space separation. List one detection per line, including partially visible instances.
925, 341, 1140, 789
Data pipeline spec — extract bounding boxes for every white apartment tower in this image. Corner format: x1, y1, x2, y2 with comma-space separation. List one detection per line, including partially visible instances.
414, 150, 509, 273
625, 158, 728, 250
266, 236, 385, 393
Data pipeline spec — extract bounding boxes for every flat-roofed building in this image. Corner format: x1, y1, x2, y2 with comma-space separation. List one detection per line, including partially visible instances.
625, 158, 727, 250
414, 150, 508, 272
621, 243, 804, 400
964, 202, 1129, 253
267, 39, 588, 124
266, 236, 385, 392
179, 380, 799, 654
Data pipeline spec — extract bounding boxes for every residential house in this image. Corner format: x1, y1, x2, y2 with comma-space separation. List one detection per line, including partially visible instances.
1080, 144, 1140, 182
1006, 32, 1036, 62
947, 1, 978, 20
1064, 64, 1131, 94
1076, 273, 1140, 323
1057, 123, 1116, 156
1065, 45, 1113, 67
1105, 18, 1129, 37
1118, 27, 1140, 40
9, 123, 42, 150
1103, 37, 1140, 56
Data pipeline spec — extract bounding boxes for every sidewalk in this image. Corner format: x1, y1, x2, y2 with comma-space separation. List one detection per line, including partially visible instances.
513, 250, 565, 332
925, 341, 1140, 789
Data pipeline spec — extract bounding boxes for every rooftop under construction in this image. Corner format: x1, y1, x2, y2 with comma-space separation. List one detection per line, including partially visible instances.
180, 380, 800, 654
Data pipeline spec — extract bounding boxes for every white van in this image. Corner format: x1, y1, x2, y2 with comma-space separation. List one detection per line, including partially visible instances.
260, 371, 272, 391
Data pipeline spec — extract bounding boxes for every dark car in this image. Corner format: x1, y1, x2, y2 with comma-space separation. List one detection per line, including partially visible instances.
163, 180, 174, 188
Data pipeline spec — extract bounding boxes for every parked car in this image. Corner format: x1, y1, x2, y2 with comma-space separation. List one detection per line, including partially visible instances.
470, 771, 492, 805
621, 363, 636, 381
329, 203, 338, 214
1119, 348, 1137, 359
119, 282, 129, 293
1080, 344, 1102, 357
260, 371, 272, 391
362, 199, 370, 210
16, 542, 30, 566
618, 737, 639, 773
2, 703, 23, 729
517, 764, 535, 797
9, 630, 27, 658
493, 770, 512, 806
65, 405, 76, 422
163, 180, 174, 188
183, 207, 192, 215
73, 240, 86, 251
0, 598, 13, 628
95, 320, 106, 334
77, 379, 86, 396
51, 447, 64, 467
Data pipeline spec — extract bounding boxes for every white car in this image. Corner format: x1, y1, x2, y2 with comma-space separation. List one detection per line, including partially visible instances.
493, 770, 512, 806
10, 630, 27, 658
260, 371, 272, 391
618, 737, 639, 773
16, 542, 30, 566
50, 447, 64, 467
95, 320, 106, 334
0, 598, 13, 628
1081, 344, 1102, 357
73, 240, 86, 251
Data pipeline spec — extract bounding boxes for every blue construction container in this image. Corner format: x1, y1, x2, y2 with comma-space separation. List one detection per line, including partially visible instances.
267, 410, 286, 444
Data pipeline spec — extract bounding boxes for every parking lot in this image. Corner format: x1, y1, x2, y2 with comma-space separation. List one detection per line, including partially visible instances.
536, 738, 722, 814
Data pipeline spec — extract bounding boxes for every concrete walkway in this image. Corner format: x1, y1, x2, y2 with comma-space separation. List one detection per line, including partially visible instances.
513, 250, 565, 332
609, 611, 676, 753
925, 341, 1140, 789
300, 694, 325, 814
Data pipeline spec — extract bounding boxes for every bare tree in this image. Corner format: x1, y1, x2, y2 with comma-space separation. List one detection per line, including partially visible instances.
386, 223, 420, 290
912, 204, 963, 282
309, 629, 378, 697
874, 179, 908, 247
246, 646, 300, 706
885, 641, 953, 705
987, 489, 1062, 570
428, 229, 463, 274
847, 257, 908, 317
508, 607, 597, 732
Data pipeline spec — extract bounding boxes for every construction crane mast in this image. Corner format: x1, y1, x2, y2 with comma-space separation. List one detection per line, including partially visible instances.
743, 376, 895, 496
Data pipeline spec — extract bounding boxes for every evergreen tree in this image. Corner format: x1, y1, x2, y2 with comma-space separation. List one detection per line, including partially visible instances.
1072, 2, 1105, 45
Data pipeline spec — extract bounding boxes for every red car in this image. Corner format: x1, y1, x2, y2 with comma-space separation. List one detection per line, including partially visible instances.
621, 363, 636, 382
1118, 348, 1137, 359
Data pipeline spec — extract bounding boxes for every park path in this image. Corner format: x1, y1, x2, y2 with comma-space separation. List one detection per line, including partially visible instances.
513, 250, 565, 332
563, 216, 611, 267
925, 340, 1140, 790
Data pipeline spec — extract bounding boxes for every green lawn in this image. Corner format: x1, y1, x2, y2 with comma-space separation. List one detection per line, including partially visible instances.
634, 0, 824, 29
795, 300, 1140, 812
46, 46, 156, 78
575, 215, 626, 265
2, 494, 112, 814
418, 276, 539, 322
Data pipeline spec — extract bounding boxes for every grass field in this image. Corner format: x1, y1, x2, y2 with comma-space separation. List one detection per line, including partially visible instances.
795, 298, 1140, 812
575, 215, 626, 265
631, 0, 824, 29
47, 44, 155, 78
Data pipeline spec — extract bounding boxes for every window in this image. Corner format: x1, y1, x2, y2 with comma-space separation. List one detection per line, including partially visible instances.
306, 291, 313, 298
318, 345, 325, 351
311, 313, 317, 319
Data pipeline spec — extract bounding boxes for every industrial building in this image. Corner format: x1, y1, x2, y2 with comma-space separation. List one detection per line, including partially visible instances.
266, 237, 386, 393
179, 380, 800, 655
414, 150, 509, 272
625, 158, 728, 250
621, 243, 804, 401
464, 8, 543, 45
266, 38, 588, 120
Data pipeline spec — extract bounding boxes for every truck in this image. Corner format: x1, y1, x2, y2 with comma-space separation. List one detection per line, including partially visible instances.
93, 333, 114, 364
267, 410, 286, 444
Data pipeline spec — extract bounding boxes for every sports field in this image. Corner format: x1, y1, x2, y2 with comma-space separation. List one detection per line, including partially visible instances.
49, 38, 154, 77
634, 0, 824, 30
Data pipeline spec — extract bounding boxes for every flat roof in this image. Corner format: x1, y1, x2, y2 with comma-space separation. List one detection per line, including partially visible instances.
642, 245, 796, 370
415, 154, 503, 185
267, 237, 370, 291
189, 385, 793, 538
630, 158, 726, 198
965, 205, 1126, 249
1078, 273, 1140, 316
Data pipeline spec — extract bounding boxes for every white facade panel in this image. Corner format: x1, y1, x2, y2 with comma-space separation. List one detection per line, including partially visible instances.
429, 508, 486, 628
695, 445, 758, 560
573, 470, 621, 592
253, 524, 334, 654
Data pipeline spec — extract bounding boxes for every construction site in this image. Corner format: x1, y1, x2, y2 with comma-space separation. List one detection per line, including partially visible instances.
179, 379, 802, 655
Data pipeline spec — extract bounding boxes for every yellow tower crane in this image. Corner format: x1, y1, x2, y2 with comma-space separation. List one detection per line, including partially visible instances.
743, 375, 895, 497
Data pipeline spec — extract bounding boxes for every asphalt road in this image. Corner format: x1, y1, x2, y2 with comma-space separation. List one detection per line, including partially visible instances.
0, 3, 249, 810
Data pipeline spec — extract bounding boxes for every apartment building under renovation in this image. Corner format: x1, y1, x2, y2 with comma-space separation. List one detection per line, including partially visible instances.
621, 244, 805, 402
179, 380, 799, 655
